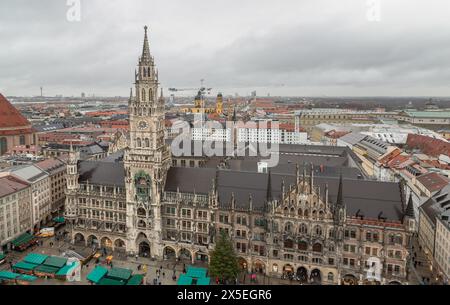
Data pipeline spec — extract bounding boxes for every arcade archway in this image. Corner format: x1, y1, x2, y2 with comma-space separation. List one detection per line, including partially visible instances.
310, 269, 322, 284
73, 233, 85, 246
163, 246, 177, 260
342, 274, 359, 285
296, 267, 308, 283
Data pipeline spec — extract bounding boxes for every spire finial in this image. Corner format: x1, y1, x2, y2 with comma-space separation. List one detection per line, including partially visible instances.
141, 25, 151, 61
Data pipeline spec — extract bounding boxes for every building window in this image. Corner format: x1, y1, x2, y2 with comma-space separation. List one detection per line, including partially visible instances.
0, 137, 7, 155
19, 135, 25, 145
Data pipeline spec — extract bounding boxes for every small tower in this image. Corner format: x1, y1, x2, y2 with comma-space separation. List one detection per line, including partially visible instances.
216, 93, 223, 115
65, 143, 80, 225
403, 194, 416, 232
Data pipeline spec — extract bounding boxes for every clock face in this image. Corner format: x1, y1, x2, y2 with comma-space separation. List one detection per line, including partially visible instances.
138, 121, 148, 130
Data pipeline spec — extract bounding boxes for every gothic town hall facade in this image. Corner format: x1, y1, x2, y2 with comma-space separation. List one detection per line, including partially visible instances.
65, 27, 415, 285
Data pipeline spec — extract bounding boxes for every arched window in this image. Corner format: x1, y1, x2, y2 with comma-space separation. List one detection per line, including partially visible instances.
0, 137, 7, 155
143, 67, 147, 77
298, 208, 303, 217
283, 207, 289, 216
299, 223, 308, 234
304, 209, 309, 218
145, 138, 150, 147
329, 244, 335, 252
136, 138, 142, 147
319, 210, 324, 219
147, 67, 151, 77
284, 239, 294, 249
314, 225, 322, 236
312, 243, 322, 252
284, 222, 293, 233
142, 88, 146, 102
149, 88, 153, 101
312, 210, 317, 219
298, 241, 308, 251
328, 272, 334, 282
290, 207, 295, 215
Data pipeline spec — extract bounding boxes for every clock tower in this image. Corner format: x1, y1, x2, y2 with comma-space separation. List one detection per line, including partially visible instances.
124, 26, 171, 257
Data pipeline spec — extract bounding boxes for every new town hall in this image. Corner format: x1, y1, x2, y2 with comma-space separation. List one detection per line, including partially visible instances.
65, 27, 415, 285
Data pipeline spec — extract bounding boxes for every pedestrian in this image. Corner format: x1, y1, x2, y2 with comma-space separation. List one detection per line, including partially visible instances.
135, 254, 138, 261
162, 272, 165, 278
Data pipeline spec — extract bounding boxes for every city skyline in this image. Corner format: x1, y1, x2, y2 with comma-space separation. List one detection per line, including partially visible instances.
1, 0, 450, 97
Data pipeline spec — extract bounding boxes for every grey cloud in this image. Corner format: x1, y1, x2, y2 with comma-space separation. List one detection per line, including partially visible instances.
1, 0, 450, 96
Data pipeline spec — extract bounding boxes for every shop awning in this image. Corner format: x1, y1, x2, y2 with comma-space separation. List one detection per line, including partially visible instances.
177, 274, 193, 285
196, 277, 211, 285
87, 266, 108, 284
34, 265, 60, 274
0, 271, 19, 280
126, 274, 144, 286
53, 217, 65, 223
56, 262, 76, 276
44, 256, 68, 268
98, 277, 125, 286
17, 274, 38, 282
107, 267, 132, 281
11, 233, 35, 247
13, 261, 39, 271
24, 253, 49, 265
186, 266, 207, 279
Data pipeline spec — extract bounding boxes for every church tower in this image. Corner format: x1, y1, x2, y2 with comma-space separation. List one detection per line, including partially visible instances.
124, 26, 171, 256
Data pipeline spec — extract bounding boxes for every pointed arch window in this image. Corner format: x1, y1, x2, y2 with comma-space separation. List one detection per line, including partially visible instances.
149, 88, 153, 101
145, 138, 150, 148
142, 88, 146, 102
136, 138, 142, 147
148, 67, 151, 77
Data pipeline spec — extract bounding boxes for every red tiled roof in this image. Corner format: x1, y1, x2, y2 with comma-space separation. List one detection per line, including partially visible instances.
406, 134, 450, 157
416, 172, 449, 193
0, 94, 31, 128
0, 175, 29, 197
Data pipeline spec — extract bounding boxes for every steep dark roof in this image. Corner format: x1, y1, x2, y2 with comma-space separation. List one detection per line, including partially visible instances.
78, 161, 125, 186
404, 194, 415, 219
164, 167, 404, 221
0, 94, 30, 128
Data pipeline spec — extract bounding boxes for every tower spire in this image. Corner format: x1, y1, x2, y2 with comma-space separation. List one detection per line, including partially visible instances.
142, 25, 151, 62
266, 170, 273, 202
336, 173, 344, 206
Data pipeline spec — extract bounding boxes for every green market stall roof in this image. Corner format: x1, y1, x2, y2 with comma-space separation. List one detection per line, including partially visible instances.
56, 262, 77, 276
11, 233, 35, 247
196, 277, 211, 285
98, 277, 125, 286
17, 274, 38, 282
35, 265, 60, 274
53, 217, 65, 223
24, 253, 48, 265
126, 274, 144, 286
44, 256, 68, 268
13, 261, 39, 271
177, 274, 193, 285
87, 266, 108, 284
0, 271, 19, 280
107, 267, 132, 281
186, 266, 208, 279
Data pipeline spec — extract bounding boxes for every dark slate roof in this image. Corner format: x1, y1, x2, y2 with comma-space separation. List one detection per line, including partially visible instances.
165, 167, 216, 194
78, 161, 125, 186
224, 157, 361, 179
164, 167, 404, 221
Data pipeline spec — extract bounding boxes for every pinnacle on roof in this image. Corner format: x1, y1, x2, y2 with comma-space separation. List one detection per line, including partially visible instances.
336, 173, 344, 206
404, 194, 415, 219
141, 25, 151, 63
266, 169, 272, 202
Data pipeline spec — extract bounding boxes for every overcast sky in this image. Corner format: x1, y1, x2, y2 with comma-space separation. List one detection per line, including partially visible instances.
1, 0, 450, 97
